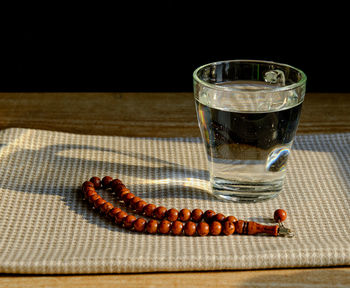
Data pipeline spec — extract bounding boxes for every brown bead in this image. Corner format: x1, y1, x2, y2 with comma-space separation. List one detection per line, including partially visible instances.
82, 181, 94, 190
123, 215, 137, 229
83, 183, 95, 191
197, 222, 209, 236
134, 218, 147, 232
146, 219, 158, 234
119, 188, 130, 199
88, 193, 101, 204
166, 208, 179, 222
101, 176, 113, 188
108, 207, 122, 219
204, 210, 216, 223
84, 187, 96, 198
274, 209, 287, 223
171, 221, 183, 235
179, 208, 191, 222
135, 200, 147, 213
122, 193, 135, 206
115, 211, 128, 225
110, 179, 123, 192
214, 213, 226, 222
234, 220, 244, 234
100, 202, 114, 214
225, 216, 238, 223
209, 221, 222, 236
191, 209, 203, 222
144, 203, 156, 217
222, 220, 235, 235
94, 198, 107, 209
154, 206, 167, 220
184, 221, 196, 236
130, 197, 142, 209
83, 184, 94, 192
158, 220, 171, 234
85, 189, 97, 199
89, 177, 102, 189
115, 184, 127, 198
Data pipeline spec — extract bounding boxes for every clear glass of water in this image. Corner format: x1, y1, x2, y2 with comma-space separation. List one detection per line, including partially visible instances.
193, 60, 307, 202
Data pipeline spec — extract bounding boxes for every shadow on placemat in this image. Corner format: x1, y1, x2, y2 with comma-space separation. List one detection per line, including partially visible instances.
0, 142, 215, 232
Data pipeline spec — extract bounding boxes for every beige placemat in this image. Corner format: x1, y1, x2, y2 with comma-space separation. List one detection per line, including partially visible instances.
0, 128, 349, 274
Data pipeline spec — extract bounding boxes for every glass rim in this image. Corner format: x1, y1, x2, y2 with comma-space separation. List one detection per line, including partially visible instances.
193, 59, 307, 93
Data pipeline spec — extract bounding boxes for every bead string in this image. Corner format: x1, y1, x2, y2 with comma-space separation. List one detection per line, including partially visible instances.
81, 176, 292, 237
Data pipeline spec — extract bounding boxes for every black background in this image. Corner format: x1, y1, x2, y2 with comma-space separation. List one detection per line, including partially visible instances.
2, 2, 349, 93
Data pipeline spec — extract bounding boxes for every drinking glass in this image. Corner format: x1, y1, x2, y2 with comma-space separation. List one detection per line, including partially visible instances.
193, 60, 307, 202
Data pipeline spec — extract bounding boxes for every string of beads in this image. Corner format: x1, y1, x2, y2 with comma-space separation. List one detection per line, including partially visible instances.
81, 176, 289, 237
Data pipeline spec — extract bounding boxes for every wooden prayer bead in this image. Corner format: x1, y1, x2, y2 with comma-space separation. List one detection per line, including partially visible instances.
222, 220, 235, 235
274, 209, 287, 223
94, 198, 107, 209
144, 203, 156, 217
115, 185, 127, 198
110, 179, 123, 192
197, 222, 209, 236
154, 206, 167, 220
82, 182, 94, 190
85, 189, 96, 199
130, 197, 142, 209
191, 209, 203, 222
146, 219, 158, 234
122, 193, 135, 206
100, 202, 114, 214
204, 210, 216, 223
123, 215, 137, 229
133, 218, 147, 232
120, 188, 130, 199
84, 187, 96, 198
171, 221, 183, 235
184, 221, 196, 236
89, 194, 101, 204
108, 207, 122, 219
234, 220, 245, 235
158, 220, 171, 234
214, 213, 226, 222
115, 211, 128, 225
209, 221, 222, 236
102, 176, 113, 188
179, 208, 191, 222
89, 177, 102, 189
166, 208, 179, 222
135, 200, 147, 213
225, 216, 238, 223
82, 181, 94, 190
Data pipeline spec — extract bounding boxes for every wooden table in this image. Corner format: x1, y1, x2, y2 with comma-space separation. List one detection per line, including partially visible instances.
0, 92, 349, 287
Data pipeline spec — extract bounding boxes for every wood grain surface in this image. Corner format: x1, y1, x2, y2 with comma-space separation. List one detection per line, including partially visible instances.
0, 92, 349, 137
0, 92, 349, 287
1, 268, 349, 288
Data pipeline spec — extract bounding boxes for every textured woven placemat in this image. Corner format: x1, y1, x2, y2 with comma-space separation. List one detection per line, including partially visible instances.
0, 128, 349, 274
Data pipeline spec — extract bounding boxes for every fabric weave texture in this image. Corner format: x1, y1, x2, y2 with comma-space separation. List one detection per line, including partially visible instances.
0, 128, 349, 274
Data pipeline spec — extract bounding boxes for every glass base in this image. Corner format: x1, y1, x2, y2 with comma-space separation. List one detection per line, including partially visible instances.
211, 178, 283, 202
